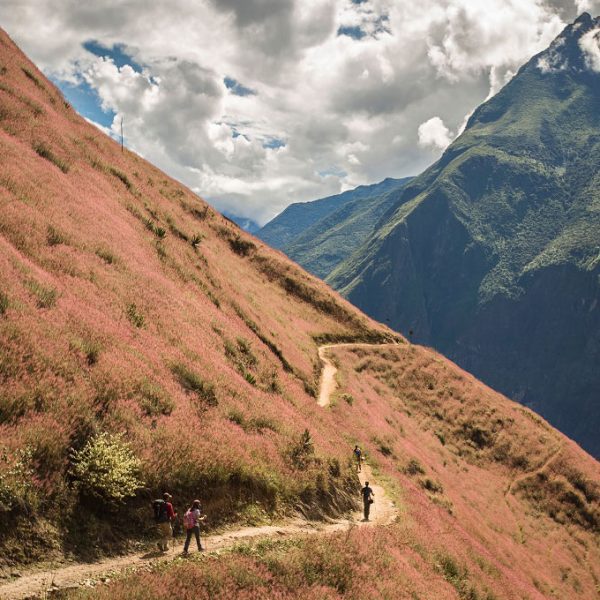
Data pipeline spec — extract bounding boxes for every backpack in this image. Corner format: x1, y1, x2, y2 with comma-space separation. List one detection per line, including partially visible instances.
152, 499, 168, 523
183, 509, 196, 530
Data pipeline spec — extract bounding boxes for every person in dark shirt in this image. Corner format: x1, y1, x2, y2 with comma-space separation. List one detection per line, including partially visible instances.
361, 482, 374, 521
353, 445, 362, 472
157, 492, 176, 552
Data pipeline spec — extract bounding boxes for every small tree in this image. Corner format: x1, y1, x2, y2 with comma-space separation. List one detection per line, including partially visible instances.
70, 432, 143, 503
290, 429, 315, 468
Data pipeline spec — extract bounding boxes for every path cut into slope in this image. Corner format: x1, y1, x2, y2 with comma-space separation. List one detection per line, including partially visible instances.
0, 344, 398, 600
318, 344, 397, 524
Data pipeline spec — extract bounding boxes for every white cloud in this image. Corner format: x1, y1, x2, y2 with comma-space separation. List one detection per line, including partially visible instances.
0, 0, 587, 224
579, 26, 600, 71
418, 116, 453, 151
575, 0, 600, 12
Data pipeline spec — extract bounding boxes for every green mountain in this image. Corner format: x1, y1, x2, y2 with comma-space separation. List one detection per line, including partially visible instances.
258, 177, 412, 278
327, 13, 600, 457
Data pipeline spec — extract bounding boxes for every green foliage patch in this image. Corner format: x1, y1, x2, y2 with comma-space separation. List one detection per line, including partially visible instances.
170, 363, 218, 407
69, 432, 143, 503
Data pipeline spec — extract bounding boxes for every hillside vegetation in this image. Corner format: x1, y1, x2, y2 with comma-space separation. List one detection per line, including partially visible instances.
327, 14, 600, 457
0, 27, 397, 565
0, 27, 599, 600
69, 343, 600, 599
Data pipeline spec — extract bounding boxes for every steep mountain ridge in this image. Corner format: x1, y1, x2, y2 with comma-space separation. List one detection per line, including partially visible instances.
258, 177, 412, 278
328, 13, 600, 457
0, 27, 599, 600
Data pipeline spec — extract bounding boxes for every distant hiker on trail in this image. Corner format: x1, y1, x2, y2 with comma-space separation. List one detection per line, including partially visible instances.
183, 499, 205, 555
361, 482, 374, 521
153, 492, 176, 552
353, 445, 362, 472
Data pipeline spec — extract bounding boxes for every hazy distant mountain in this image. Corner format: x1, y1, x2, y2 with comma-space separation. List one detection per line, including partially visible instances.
258, 177, 412, 278
328, 13, 600, 456
222, 210, 261, 235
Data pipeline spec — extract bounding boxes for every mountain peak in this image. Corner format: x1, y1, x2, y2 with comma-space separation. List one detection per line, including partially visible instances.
574, 11, 593, 26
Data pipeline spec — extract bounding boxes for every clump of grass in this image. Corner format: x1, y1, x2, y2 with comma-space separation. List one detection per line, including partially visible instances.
228, 234, 256, 257
155, 241, 167, 260
95, 246, 117, 265
125, 303, 145, 328
340, 393, 354, 405
144, 218, 167, 239
165, 215, 189, 242
136, 379, 174, 417
183, 202, 209, 221
224, 337, 259, 382
34, 143, 69, 174
289, 429, 314, 468
435, 553, 485, 600
374, 437, 394, 457
46, 225, 67, 246
243, 371, 257, 386
191, 234, 202, 248
21, 67, 44, 90
420, 477, 444, 494
170, 363, 218, 407
227, 410, 279, 433
404, 458, 425, 475
0, 292, 9, 316
108, 166, 133, 191
70, 337, 101, 366
232, 303, 293, 373
25, 278, 57, 308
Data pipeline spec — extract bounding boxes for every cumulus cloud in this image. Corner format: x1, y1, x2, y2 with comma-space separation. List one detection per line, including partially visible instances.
418, 116, 453, 151
0, 0, 588, 224
579, 26, 600, 71
575, 0, 600, 12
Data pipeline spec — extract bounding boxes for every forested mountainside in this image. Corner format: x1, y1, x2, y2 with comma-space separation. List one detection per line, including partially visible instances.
258, 177, 411, 279
326, 13, 600, 458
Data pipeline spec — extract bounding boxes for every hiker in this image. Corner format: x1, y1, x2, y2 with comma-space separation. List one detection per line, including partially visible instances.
153, 492, 176, 552
183, 499, 205, 555
353, 445, 362, 472
361, 481, 374, 521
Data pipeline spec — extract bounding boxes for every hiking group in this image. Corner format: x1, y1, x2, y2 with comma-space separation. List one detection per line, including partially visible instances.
354, 445, 375, 521
153, 493, 206, 555
152, 447, 374, 551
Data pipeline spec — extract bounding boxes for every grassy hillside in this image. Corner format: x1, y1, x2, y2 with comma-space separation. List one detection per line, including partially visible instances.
70, 343, 599, 599
0, 28, 398, 565
328, 13, 600, 457
258, 177, 411, 278
0, 27, 599, 600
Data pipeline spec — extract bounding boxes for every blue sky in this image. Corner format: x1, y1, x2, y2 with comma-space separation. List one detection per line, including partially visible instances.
1, 0, 590, 224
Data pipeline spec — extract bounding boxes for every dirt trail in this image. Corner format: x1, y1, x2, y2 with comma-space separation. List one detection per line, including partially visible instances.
505, 444, 563, 497
1, 343, 398, 600
317, 345, 338, 407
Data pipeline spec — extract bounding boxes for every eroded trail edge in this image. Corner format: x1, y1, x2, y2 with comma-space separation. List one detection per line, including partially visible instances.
1, 343, 399, 600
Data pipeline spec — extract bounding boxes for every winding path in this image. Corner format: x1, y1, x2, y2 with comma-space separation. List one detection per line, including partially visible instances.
0, 344, 398, 599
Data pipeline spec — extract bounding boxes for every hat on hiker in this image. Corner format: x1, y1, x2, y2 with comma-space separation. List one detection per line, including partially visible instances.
163, 492, 172, 500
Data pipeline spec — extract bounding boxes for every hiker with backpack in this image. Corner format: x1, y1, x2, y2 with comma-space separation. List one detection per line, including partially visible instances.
361, 481, 374, 521
153, 492, 176, 552
182, 499, 205, 555
353, 445, 362, 472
